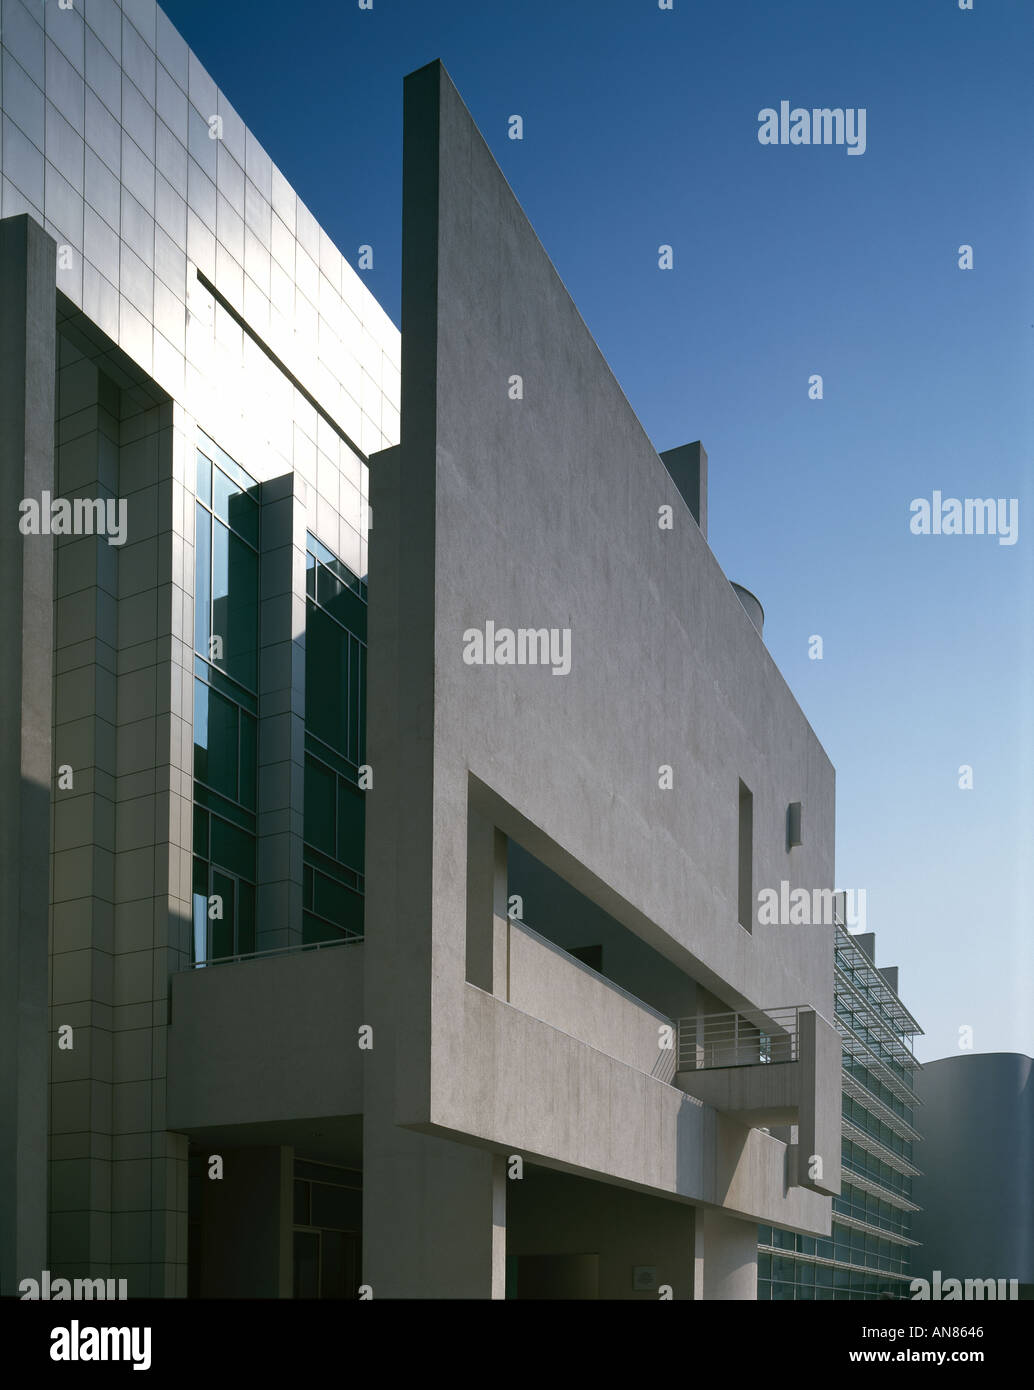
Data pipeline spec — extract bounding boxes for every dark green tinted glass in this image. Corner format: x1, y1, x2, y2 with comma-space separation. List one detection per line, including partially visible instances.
313, 870, 362, 937
310, 1183, 361, 1231
239, 710, 257, 810
336, 780, 364, 872
194, 680, 238, 802
212, 522, 258, 690
210, 815, 255, 881
303, 913, 342, 945
306, 603, 347, 756
194, 503, 211, 658
304, 757, 336, 855
193, 805, 209, 859
211, 871, 235, 959
316, 563, 366, 639
348, 635, 362, 764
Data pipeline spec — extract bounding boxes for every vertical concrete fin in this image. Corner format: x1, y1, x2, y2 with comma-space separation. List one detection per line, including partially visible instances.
659, 441, 708, 539
797, 1008, 842, 1196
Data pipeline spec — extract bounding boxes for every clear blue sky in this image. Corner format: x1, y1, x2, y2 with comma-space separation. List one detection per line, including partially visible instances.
161, 0, 1033, 1064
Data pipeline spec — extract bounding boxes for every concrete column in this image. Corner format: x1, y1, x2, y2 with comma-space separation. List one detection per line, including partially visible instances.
797, 1007, 842, 1195
256, 473, 307, 951
49, 355, 120, 1289
200, 1146, 293, 1297
111, 397, 187, 1297
0, 213, 56, 1296
362, 1124, 506, 1298
693, 1207, 759, 1300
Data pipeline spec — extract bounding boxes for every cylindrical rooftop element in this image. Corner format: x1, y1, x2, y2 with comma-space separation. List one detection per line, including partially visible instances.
730, 582, 764, 636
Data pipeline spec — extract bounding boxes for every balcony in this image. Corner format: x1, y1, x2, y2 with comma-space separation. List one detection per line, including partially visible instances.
677, 1004, 802, 1072
506, 918, 677, 1082
167, 936, 365, 1134
674, 1003, 842, 1195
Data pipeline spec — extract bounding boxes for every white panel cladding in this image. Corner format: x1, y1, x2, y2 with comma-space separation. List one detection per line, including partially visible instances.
0, 0, 399, 497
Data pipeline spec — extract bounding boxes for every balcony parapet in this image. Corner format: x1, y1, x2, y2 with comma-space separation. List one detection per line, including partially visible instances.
674, 1004, 841, 1197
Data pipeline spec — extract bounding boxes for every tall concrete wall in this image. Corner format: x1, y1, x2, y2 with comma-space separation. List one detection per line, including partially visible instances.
363, 60, 836, 1281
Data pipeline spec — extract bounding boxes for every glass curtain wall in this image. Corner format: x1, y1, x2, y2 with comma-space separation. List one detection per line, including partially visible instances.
192, 434, 260, 964
302, 533, 366, 943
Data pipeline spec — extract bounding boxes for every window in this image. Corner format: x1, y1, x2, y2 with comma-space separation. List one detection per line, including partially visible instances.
305, 535, 366, 768
192, 806, 256, 964
194, 679, 256, 810
192, 436, 260, 963
568, 945, 603, 972
292, 1161, 362, 1300
195, 440, 259, 691
738, 779, 753, 931
303, 534, 367, 944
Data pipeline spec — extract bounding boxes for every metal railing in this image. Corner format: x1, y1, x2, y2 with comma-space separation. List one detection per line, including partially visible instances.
188, 935, 360, 970
676, 1004, 802, 1072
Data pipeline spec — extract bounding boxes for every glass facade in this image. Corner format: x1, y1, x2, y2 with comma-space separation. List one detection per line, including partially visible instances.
190, 444, 368, 959
758, 924, 923, 1299
302, 534, 367, 943
192, 435, 260, 964
292, 1159, 362, 1299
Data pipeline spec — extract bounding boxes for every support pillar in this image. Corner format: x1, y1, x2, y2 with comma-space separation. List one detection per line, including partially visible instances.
256, 473, 308, 952
0, 213, 56, 1296
693, 1207, 759, 1300
363, 1121, 506, 1298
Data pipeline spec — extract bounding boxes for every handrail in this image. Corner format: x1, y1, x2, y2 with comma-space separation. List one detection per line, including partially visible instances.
676, 1004, 804, 1071
186, 935, 360, 969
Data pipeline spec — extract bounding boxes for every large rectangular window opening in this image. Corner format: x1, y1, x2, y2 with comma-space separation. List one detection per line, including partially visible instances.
192, 434, 260, 964
738, 779, 754, 932
302, 534, 367, 943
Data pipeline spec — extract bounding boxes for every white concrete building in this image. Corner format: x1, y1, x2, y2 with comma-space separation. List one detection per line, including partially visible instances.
1, 1, 841, 1300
